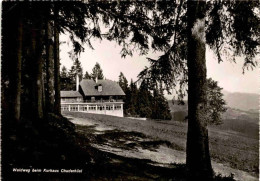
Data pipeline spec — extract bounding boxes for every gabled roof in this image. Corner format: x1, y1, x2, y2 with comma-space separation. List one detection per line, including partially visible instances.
61, 91, 82, 98
80, 79, 125, 96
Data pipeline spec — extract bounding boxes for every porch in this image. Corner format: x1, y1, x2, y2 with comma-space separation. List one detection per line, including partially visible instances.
61, 102, 124, 117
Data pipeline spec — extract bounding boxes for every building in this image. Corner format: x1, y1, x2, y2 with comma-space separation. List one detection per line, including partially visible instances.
61, 77, 125, 117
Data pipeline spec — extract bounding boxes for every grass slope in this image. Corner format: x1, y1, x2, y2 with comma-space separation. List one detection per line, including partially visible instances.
63, 111, 259, 178
1, 111, 243, 180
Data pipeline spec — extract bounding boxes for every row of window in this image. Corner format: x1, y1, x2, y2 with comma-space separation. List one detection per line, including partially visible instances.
61, 98, 82, 103
61, 105, 122, 111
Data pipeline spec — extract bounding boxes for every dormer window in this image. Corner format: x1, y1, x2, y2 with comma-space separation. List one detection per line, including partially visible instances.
94, 84, 102, 92
98, 84, 102, 92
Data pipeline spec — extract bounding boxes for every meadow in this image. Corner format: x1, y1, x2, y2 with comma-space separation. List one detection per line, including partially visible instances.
63, 110, 259, 178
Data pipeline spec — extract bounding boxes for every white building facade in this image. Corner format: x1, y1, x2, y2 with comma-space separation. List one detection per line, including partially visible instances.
60, 79, 125, 117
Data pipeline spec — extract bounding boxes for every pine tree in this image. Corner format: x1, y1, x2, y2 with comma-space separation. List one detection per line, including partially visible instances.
2, 2, 259, 179
118, 72, 128, 92
137, 79, 152, 118
118, 72, 130, 115
91, 62, 104, 81
102, 1, 259, 178
2, 4, 24, 122
128, 79, 138, 116
68, 58, 83, 90
151, 88, 172, 120
60, 66, 71, 91
45, 6, 55, 113
60, 66, 68, 78
84, 71, 91, 79
70, 58, 83, 80
206, 78, 227, 125
53, 4, 61, 115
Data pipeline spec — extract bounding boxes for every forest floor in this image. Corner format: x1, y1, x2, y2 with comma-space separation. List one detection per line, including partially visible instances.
63, 111, 259, 181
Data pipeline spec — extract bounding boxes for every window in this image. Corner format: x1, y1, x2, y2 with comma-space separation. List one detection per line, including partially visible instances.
115, 105, 121, 110
106, 105, 110, 110
98, 85, 102, 92
77, 97, 82, 102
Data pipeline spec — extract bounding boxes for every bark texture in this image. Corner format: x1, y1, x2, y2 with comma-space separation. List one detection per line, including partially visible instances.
186, 1, 213, 180
45, 15, 55, 113
31, 17, 44, 120
53, 6, 61, 115
10, 9, 23, 122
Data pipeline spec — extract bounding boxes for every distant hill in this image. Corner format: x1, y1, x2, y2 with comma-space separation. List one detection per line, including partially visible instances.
222, 91, 258, 111
167, 90, 258, 122
165, 90, 258, 112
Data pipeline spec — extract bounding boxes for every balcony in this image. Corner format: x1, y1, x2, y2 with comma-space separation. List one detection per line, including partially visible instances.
61, 102, 124, 117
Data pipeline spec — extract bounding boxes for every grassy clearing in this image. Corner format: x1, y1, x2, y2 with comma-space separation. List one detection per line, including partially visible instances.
63, 111, 259, 177
3, 110, 237, 180
3, 113, 189, 180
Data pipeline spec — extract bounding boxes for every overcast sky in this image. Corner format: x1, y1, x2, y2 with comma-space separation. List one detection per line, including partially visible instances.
60, 34, 259, 95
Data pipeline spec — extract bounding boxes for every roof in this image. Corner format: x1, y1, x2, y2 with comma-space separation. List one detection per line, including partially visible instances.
61, 91, 82, 98
80, 79, 125, 96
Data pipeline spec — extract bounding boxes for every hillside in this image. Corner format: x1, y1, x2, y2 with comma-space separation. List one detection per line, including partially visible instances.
222, 91, 258, 112
167, 99, 258, 139
166, 90, 258, 112
63, 111, 259, 180
167, 90, 259, 122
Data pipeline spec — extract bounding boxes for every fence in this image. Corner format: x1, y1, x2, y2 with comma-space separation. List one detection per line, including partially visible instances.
61, 102, 124, 117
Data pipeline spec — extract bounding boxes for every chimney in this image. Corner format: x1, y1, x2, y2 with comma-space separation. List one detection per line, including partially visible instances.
76, 74, 79, 91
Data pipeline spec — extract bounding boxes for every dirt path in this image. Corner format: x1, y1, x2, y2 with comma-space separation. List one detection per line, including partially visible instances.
64, 112, 258, 181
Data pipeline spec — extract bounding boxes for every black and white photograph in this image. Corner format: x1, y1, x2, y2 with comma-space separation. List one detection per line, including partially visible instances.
1, 1, 259, 180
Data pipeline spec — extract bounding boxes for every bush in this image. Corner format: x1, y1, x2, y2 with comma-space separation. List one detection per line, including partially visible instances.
139, 106, 152, 118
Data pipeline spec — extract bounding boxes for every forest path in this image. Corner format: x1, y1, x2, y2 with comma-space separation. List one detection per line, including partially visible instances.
63, 112, 258, 181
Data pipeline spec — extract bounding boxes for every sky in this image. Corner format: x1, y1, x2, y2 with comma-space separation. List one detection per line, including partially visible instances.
60, 34, 259, 95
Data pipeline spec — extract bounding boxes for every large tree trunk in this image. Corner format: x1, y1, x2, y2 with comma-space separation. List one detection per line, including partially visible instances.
31, 18, 44, 120
53, 5, 61, 115
186, 1, 213, 180
2, 4, 24, 123
9, 8, 23, 123
45, 13, 55, 113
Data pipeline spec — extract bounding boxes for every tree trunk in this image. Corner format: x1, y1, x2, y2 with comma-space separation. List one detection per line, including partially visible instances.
45, 14, 55, 113
53, 5, 61, 115
10, 9, 23, 123
31, 18, 44, 120
186, 1, 213, 180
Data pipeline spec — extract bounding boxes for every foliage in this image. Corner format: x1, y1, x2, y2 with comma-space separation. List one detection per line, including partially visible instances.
69, 58, 83, 81
60, 66, 71, 90
84, 71, 91, 79
60, 66, 68, 78
137, 79, 153, 118
61, 58, 84, 91
118, 72, 130, 114
61, 62, 105, 90
134, 0, 259, 99
170, 78, 227, 125
118, 72, 128, 92
3, 1, 259, 179
91, 62, 104, 81
206, 1, 259, 70
151, 88, 172, 120
206, 78, 227, 125
126, 79, 138, 116
118, 76, 171, 120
